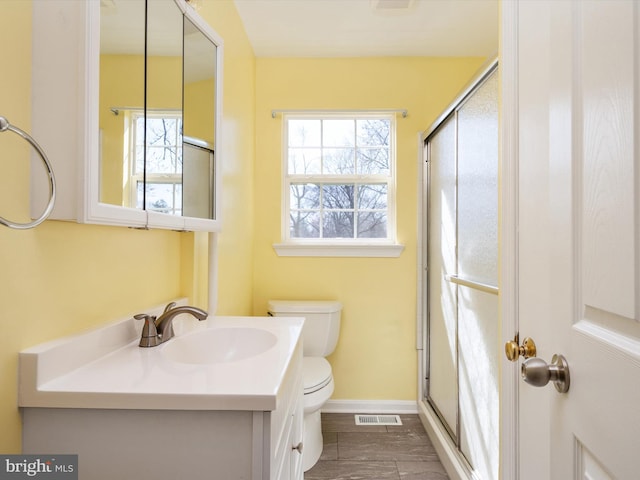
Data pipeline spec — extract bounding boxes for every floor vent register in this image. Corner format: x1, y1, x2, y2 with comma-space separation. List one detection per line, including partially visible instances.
354, 414, 402, 426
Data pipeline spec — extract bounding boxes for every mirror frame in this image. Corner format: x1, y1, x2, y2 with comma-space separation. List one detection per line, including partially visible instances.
85, 0, 223, 231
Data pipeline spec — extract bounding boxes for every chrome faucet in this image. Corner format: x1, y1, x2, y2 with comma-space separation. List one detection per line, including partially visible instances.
135, 302, 208, 347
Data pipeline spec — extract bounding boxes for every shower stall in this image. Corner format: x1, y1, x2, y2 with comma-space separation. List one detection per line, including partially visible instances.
419, 59, 498, 480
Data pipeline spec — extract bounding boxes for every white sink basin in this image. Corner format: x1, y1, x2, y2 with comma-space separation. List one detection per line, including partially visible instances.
19, 307, 304, 411
162, 327, 278, 365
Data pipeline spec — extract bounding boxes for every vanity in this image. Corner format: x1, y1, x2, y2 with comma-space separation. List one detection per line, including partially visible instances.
22, 3, 295, 476
19, 303, 304, 480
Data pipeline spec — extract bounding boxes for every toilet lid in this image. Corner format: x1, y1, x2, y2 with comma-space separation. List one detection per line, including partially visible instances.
303, 357, 332, 394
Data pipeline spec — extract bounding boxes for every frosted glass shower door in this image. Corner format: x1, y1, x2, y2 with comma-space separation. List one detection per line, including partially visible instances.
456, 72, 498, 479
425, 68, 498, 480
183, 140, 214, 219
427, 114, 458, 437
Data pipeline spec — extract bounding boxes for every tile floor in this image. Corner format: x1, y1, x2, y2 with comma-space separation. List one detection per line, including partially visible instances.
305, 413, 449, 480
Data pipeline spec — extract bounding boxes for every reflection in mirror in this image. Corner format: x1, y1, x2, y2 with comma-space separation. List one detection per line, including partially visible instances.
145, 0, 184, 215
98, 0, 145, 208
183, 16, 217, 220
183, 138, 214, 218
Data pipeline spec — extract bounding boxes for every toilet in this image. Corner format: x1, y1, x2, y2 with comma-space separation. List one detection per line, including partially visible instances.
268, 300, 342, 471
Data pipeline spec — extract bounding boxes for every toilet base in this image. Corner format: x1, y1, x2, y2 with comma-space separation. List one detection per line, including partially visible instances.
303, 409, 323, 472
301, 364, 334, 471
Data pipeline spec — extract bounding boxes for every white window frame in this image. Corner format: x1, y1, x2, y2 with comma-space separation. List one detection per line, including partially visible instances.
127, 109, 183, 214
274, 112, 404, 258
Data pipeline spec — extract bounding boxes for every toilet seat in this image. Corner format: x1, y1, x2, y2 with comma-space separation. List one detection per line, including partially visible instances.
303, 357, 332, 395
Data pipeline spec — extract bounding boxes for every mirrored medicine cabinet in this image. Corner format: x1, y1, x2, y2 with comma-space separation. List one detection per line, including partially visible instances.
30, 0, 223, 232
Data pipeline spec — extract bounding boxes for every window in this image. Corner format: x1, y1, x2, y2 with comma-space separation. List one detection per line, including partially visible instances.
277, 113, 402, 257
128, 110, 183, 214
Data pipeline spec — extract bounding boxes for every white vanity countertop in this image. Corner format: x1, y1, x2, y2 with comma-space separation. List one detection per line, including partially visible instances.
19, 306, 304, 411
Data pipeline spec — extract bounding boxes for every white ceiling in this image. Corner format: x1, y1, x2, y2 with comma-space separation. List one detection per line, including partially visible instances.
232, 0, 499, 58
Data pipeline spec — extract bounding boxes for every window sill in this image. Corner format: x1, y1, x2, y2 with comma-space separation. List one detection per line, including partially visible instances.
273, 243, 405, 258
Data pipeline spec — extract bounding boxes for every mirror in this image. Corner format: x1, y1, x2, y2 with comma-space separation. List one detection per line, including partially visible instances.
97, 0, 220, 227
183, 16, 217, 219
144, 0, 184, 215
98, 0, 145, 210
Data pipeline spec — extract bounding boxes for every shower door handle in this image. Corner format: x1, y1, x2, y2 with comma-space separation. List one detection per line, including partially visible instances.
445, 274, 498, 295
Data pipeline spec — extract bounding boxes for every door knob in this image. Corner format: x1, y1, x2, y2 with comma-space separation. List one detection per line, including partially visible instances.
505, 336, 537, 362
521, 354, 570, 393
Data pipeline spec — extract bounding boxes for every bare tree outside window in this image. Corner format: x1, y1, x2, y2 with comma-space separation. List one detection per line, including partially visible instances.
131, 111, 183, 214
285, 115, 394, 241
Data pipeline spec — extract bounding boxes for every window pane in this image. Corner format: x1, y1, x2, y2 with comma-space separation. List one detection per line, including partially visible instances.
290, 211, 320, 238
323, 184, 354, 209
145, 183, 181, 215
290, 183, 320, 209
146, 146, 181, 173
289, 119, 321, 147
357, 118, 390, 147
175, 184, 182, 214
147, 117, 179, 144
145, 183, 173, 213
357, 211, 387, 238
323, 211, 354, 238
289, 148, 321, 174
134, 146, 145, 174
146, 116, 181, 174
358, 184, 387, 209
135, 117, 145, 146
323, 148, 355, 175
136, 181, 144, 209
322, 119, 354, 147
357, 148, 389, 175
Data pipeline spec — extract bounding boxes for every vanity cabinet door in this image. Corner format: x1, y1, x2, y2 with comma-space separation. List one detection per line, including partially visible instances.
270, 383, 303, 480
290, 394, 304, 480
268, 342, 303, 480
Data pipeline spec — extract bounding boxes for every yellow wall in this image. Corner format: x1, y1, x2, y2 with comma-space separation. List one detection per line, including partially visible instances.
0, 0, 256, 452
99, 54, 145, 205
252, 57, 485, 400
198, 0, 256, 315
184, 78, 216, 143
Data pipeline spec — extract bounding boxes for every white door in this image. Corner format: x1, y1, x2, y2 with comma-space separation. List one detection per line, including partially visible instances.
504, 1, 640, 479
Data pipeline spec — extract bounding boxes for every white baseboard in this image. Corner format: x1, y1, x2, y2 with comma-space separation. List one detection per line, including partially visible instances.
322, 399, 418, 414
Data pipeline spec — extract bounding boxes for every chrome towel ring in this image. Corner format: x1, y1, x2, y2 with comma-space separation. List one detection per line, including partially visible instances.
0, 116, 56, 229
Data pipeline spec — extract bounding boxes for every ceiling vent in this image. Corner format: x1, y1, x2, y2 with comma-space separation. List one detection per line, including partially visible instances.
371, 0, 415, 11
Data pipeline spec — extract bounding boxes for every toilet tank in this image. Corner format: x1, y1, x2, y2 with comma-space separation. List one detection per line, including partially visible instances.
268, 300, 342, 357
